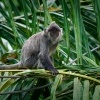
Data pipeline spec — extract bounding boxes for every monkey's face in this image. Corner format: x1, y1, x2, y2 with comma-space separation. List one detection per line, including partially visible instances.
49, 27, 62, 44
46, 22, 63, 44
49, 27, 60, 39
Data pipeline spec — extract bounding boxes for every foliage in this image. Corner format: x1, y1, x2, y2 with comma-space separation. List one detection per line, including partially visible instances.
0, 0, 100, 100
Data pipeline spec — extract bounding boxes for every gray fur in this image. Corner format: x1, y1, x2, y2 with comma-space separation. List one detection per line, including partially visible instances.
0, 22, 62, 74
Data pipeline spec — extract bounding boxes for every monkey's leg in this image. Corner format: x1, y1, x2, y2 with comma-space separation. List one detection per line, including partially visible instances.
39, 54, 58, 75
24, 56, 38, 69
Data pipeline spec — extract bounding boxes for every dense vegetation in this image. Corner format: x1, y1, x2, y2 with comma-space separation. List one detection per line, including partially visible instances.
0, 0, 100, 100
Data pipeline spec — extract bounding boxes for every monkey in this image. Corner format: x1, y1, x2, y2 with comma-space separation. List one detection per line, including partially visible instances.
0, 22, 63, 74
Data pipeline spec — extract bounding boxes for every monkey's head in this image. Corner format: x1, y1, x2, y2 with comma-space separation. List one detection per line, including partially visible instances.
45, 22, 63, 44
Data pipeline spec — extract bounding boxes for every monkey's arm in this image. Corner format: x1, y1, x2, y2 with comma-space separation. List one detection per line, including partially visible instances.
39, 41, 58, 74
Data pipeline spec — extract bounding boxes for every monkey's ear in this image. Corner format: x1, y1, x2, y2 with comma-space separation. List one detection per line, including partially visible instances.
44, 28, 47, 33
60, 28, 63, 31
60, 28, 63, 36
43, 28, 49, 37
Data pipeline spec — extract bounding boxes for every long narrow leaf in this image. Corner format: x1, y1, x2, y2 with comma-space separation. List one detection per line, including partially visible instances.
51, 74, 63, 100
92, 85, 100, 100
73, 77, 83, 100
83, 80, 89, 100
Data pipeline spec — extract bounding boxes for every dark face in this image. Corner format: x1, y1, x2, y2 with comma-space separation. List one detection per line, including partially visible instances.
49, 27, 60, 40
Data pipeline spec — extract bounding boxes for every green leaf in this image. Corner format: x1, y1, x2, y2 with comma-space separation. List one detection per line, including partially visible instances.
83, 55, 100, 67
0, 79, 15, 92
70, 0, 82, 64
83, 80, 89, 100
92, 85, 100, 100
73, 77, 83, 100
51, 74, 63, 100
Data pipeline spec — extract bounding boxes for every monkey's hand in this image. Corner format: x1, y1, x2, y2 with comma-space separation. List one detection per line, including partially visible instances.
47, 67, 59, 75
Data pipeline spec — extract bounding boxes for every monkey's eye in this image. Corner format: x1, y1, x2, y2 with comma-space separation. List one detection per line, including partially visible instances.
51, 29, 59, 32
48, 27, 60, 32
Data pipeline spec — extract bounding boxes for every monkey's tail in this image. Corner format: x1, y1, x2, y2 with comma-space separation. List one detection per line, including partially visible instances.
0, 62, 22, 70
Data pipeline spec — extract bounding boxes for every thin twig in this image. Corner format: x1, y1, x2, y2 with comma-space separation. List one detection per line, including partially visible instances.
67, 46, 100, 65
0, 83, 52, 95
